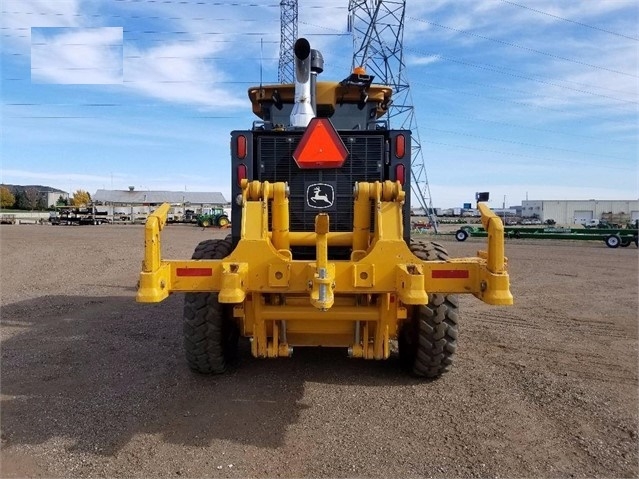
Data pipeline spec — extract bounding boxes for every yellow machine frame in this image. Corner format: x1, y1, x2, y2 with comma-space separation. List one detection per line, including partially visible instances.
137, 179, 512, 359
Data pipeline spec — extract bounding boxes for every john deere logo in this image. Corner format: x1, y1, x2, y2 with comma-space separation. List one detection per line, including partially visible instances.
305, 182, 336, 211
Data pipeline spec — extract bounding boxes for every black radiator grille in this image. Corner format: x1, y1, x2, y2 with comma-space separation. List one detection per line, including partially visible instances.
258, 133, 384, 232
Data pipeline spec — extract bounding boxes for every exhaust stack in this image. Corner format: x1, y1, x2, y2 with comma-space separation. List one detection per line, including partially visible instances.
290, 38, 315, 128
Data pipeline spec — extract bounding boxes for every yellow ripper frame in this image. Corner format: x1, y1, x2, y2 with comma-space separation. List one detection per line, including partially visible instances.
137, 179, 512, 359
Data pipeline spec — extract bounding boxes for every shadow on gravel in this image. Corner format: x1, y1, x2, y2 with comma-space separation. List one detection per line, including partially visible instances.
1, 294, 415, 456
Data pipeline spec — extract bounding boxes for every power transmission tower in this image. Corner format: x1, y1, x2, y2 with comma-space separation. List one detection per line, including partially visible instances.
348, 0, 438, 230
278, 0, 298, 83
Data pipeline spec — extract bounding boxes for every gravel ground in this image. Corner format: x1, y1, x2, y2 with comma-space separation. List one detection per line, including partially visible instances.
1, 224, 637, 478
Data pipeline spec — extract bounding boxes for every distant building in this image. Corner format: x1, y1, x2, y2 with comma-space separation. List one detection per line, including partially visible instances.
93, 188, 226, 206
521, 200, 639, 225
41, 188, 70, 207
92, 188, 228, 221
2, 184, 69, 208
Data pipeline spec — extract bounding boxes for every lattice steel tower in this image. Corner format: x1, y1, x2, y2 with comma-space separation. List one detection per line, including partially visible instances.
348, 0, 437, 228
278, 0, 298, 83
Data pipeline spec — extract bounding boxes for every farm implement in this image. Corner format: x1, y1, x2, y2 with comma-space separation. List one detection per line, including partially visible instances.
454, 225, 638, 248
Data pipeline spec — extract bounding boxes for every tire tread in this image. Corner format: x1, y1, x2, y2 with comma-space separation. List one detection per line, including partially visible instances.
398, 240, 459, 379
183, 239, 237, 374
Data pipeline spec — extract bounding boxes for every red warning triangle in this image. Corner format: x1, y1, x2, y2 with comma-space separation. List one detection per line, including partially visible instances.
293, 118, 348, 169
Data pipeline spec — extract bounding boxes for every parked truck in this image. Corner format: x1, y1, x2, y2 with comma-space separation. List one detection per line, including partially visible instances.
136, 38, 513, 379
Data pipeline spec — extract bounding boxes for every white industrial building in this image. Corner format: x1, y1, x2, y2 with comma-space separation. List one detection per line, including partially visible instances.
41, 188, 70, 208
93, 188, 228, 222
521, 200, 639, 225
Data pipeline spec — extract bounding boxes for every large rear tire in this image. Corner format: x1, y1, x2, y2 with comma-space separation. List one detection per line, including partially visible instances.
183, 239, 238, 374
399, 240, 459, 378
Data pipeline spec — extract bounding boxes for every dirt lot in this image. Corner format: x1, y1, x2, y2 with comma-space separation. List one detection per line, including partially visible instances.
1, 224, 637, 478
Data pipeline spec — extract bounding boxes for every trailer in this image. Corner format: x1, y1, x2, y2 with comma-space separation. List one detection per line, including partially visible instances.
49, 207, 110, 226
454, 225, 638, 248
0, 214, 16, 225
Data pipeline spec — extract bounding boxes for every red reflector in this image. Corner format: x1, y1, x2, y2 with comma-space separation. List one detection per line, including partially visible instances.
237, 164, 247, 186
293, 118, 348, 169
395, 164, 405, 185
432, 270, 469, 279
176, 268, 213, 277
395, 134, 405, 158
237, 135, 247, 159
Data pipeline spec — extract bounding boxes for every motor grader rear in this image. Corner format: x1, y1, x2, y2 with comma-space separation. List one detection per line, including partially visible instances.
137, 38, 513, 379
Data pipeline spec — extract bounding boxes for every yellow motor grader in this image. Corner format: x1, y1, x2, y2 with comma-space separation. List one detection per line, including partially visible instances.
137, 38, 512, 379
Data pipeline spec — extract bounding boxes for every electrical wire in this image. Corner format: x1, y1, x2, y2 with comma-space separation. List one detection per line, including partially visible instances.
3, 5, 636, 148
303, 18, 637, 97
419, 110, 630, 145
420, 126, 630, 162
498, 0, 639, 42
405, 16, 637, 78
422, 140, 634, 171
410, 73, 636, 110
403, 45, 636, 101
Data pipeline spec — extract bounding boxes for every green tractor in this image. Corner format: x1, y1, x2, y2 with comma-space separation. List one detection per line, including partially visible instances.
196, 207, 230, 228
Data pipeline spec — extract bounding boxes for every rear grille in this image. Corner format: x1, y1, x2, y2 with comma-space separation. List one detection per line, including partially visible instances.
258, 133, 384, 232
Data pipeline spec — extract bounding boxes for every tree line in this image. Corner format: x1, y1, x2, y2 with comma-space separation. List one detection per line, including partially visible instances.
0, 186, 91, 210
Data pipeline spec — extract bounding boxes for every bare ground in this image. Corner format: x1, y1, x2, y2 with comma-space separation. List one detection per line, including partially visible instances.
1, 224, 637, 478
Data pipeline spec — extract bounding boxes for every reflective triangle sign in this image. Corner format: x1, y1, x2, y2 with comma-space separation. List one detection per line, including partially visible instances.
293, 118, 348, 169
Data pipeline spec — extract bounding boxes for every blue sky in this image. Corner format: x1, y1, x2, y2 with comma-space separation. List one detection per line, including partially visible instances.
1, 0, 637, 209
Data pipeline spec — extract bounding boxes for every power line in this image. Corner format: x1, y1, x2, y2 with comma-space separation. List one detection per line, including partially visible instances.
301, 19, 637, 98
420, 111, 630, 145
422, 140, 635, 171
0, 7, 345, 19
123, 55, 279, 60
11, 45, 634, 115
5, 115, 241, 119
403, 45, 637, 102
410, 77, 636, 113
121, 80, 272, 84
316, 43, 636, 112
8, 38, 635, 113
110, 0, 343, 5
406, 16, 638, 79
421, 126, 630, 162
112, 1, 279, 6
11, 100, 630, 144
498, 0, 639, 41
3, 5, 634, 162
0, 15, 278, 22
12, 11, 632, 85
2, 78, 274, 84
